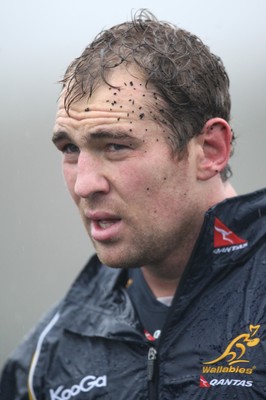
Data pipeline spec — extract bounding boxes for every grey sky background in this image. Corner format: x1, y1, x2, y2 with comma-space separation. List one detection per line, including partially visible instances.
1, 0, 265, 369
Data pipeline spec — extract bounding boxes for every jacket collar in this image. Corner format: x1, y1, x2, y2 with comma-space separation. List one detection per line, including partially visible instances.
165, 188, 266, 334
208, 188, 266, 262
60, 255, 143, 341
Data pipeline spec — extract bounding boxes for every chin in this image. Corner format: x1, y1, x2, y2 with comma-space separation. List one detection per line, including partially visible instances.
97, 252, 137, 269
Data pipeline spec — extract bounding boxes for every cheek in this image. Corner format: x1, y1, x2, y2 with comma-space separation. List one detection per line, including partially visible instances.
63, 164, 78, 203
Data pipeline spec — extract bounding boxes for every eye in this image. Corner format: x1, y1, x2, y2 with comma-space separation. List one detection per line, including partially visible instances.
107, 143, 130, 152
62, 143, 80, 154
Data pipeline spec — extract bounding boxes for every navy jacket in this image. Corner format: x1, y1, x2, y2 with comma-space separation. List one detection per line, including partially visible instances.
1, 189, 266, 399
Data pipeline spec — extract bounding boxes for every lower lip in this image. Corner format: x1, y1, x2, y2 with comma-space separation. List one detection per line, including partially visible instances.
90, 219, 122, 242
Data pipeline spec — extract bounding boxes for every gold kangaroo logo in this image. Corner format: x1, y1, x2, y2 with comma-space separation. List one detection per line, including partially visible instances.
203, 325, 260, 366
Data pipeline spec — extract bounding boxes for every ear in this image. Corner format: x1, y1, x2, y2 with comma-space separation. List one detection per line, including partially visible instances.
196, 118, 232, 181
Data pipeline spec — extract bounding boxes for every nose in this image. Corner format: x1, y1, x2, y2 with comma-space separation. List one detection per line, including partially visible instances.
74, 151, 110, 198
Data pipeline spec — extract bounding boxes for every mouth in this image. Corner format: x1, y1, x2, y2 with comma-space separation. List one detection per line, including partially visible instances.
96, 219, 118, 229
87, 212, 123, 242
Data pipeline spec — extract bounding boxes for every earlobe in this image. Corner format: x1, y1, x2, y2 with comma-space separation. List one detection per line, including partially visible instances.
197, 118, 232, 181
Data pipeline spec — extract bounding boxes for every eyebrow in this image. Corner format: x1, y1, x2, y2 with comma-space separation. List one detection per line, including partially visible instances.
52, 129, 135, 146
89, 131, 134, 141
52, 131, 71, 145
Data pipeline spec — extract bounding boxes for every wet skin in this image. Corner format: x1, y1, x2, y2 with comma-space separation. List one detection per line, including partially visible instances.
53, 68, 207, 283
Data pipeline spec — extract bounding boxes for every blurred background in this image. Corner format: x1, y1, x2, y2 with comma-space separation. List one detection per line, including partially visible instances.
1, 0, 265, 370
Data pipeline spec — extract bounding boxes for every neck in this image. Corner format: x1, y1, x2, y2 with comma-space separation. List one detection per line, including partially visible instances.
141, 239, 195, 298
141, 268, 180, 298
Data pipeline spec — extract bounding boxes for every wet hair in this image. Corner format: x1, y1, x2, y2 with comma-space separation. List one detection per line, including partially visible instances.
61, 9, 234, 179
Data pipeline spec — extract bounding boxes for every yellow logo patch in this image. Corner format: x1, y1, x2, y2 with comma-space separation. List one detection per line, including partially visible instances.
203, 324, 260, 366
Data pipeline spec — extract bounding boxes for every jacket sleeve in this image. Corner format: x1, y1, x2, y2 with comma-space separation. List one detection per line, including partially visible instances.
0, 303, 61, 400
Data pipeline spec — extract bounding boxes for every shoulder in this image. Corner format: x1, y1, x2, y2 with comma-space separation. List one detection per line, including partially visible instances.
0, 256, 98, 398
0, 301, 61, 399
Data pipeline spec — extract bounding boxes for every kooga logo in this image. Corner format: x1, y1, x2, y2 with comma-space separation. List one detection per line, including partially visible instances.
49, 375, 107, 400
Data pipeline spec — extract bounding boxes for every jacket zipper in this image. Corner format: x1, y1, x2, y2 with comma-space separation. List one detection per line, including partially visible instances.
147, 346, 157, 381
147, 346, 158, 399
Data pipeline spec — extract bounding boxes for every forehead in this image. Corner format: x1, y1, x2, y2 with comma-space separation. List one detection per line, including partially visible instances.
57, 67, 167, 124
53, 67, 176, 152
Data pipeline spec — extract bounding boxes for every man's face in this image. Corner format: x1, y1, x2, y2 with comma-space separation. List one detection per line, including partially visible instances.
53, 68, 203, 269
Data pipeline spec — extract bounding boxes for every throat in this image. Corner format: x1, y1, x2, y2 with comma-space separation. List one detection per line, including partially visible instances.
140, 266, 182, 299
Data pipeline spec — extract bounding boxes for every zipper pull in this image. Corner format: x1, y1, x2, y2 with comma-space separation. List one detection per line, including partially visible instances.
147, 347, 157, 381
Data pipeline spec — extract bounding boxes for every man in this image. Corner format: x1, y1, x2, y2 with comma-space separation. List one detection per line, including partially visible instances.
1, 9, 265, 399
